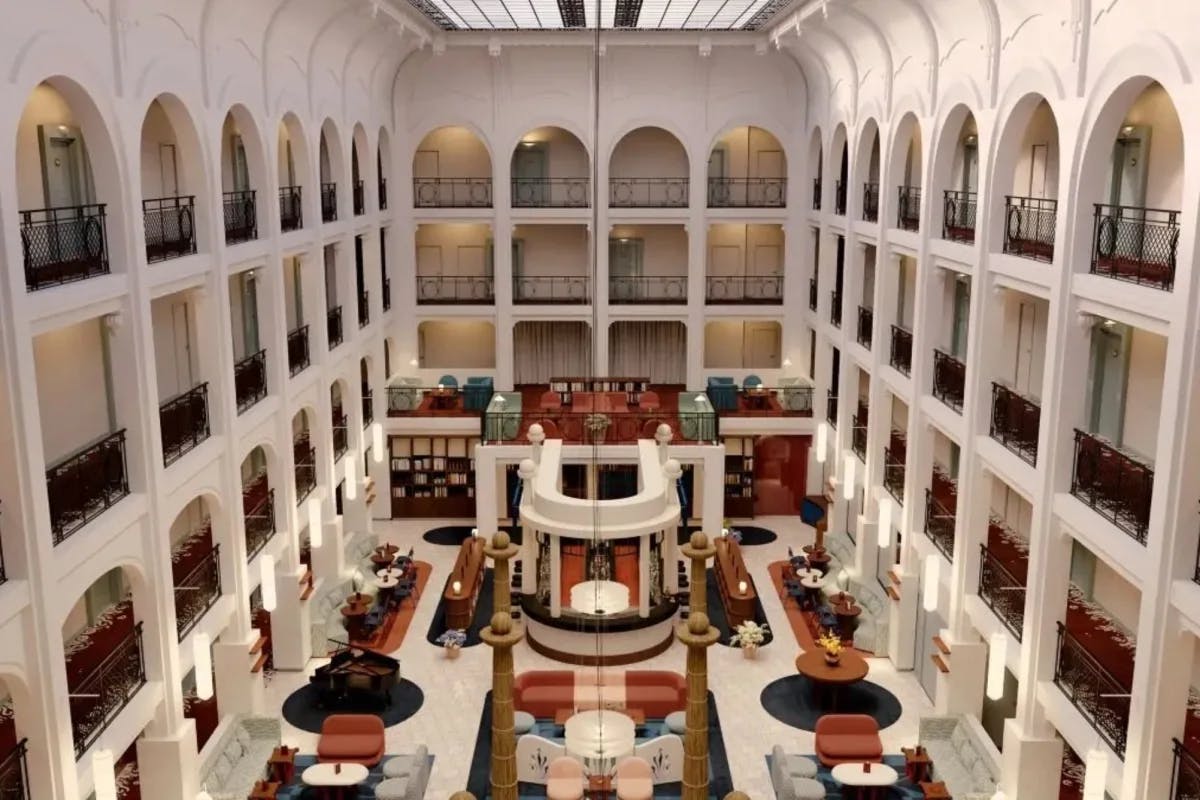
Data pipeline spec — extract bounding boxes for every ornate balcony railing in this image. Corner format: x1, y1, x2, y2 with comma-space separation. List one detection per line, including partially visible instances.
513, 275, 590, 304
358, 291, 369, 328
279, 186, 303, 232
287, 325, 309, 376
353, 180, 365, 215
924, 489, 955, 560
378, 178, 387, 211
608, 177, 689, 207
978, 545, 1025, 641
1070, 429, 1153, 544
511, 177, 590, 208
159, 383, 210, 466
1090, 203, 1179, 291
1054, 621, 1131, 758
1171, 739, 1200, 800
897, 185, 921, 231
943, 190, 977, 243
851, 413, 867, 460
143, 195, 196, 262
362, 392, 374, 427
0, 739, 29, 800
862, 182, 879, 223
332, 411, 348, 460
830, 290, 842, 327
705, 275, 783, 304
990, 382, 1040, 465
1003, 195, 1056, 261
609, 275, 688, 304
222, 189, 257, 245
20, 203, 109, 290
883, 446, 905, 503
707, 177, 786, 208
47, 430, 129, 545
812, 178, 822, 211
382, 277, 391, 311
416, 275, 495, 304
69, 622, 145, 758
932, 350, 966, 412
320, 182, 337, 222
244, 489, 275, 561
233, 350, 267, 414
174, 545, 221, 641
826, 395, 838, 428
295, 444, 316, 504
834, 180, 846, 215
808, 277, 817, 311
857, 306, 873, 349
890, 326, 913, 376
413, 177, 493, 208
327, 306, 343, 348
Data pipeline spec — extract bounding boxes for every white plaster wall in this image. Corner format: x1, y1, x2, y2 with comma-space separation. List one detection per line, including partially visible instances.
1010, 100, 1060, 198
33, 320, 109, 462
1123, 328, 1166, 460
703, 321, 781, 368
609, 224, 688, 276
416, 223, 493, 275
418, 320, 497, 368
609, 127, 689, 177
514, 224, 589, 276
707, 224, 784, 275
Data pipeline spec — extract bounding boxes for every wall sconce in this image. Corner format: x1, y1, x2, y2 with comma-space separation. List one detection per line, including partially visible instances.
471, 528, 479, 539
737, 580, 748, 594
452, 580, 462, 594
842, 453, 855, 500
307, 497, 322, 548
344, 455, 357, 500
193, 633, 213, 700
816, 423, 828, 464
986, 633, 1007, 700
261, 554, 277, 612
409, 358, 419, 367
371, 423, 384, 463
922, 554, 940, 611
782, 357, 792, 368
877, 497, 893, 548
93, 750, 117, 800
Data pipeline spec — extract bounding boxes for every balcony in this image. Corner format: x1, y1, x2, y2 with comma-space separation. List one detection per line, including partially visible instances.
511, 178, 589, 208
279, 186, 302, 232
513, 275, 590, 304
383, 277, 391, 311
143, 196, 196, 262
825, 395, 838, 427
1172, 740, 1200, 800
0, 739, 29, 800
332, 410, 348, 460
362, 392, 374, 427
358, 291, 369, 328
897, 186, 921, 231
47, 430, 129, 545
932, 349, 966, 412
287, 326, 309, 376
608, 178, 688, 208
990, 382, 1040, 465
978, 543, 1025, 641
69, 621, 146, 758
883, 446, 905, 503
812, 179, 821, 211
416, 275, 495, 305
857, 306, 873, 349
243, 488, 275, 561
707, 177, 786, 208
1003, 196, 1056, 262
924, 489, 955, 560
808, 278, 817, 311
1054, 621, 1130, 758
233, 350, 267, 414
1070, 429, 1153, 544
942, 190, 976, 243
320, 182, 337, 223
20, 203, 109, 290
705, 275, 782, 305
413, 177, 492, 208
609, 276, 687, 304
222, 189, 257, 245
862, 182, 879, 223
850, 413, 867, 460
378, 178, 388, 211
890, 326, 913, 376
327, 306, 343, 349
173, 544, 221, 641
294, 437, 316, 504
833, 180, 846, 215
353, 180, 365, 216
829, 290, 842, 328
159, 383, 210, 466
1090, 203, 1179, 291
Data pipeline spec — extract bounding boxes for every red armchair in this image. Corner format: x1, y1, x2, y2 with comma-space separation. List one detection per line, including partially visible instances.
814, 714, 883, 766
316, 714, 386, 766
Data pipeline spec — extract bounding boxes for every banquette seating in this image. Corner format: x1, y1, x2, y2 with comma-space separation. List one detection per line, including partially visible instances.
444, 536, 486, 628
513, 670, 687, 718
713, 536, 756, 628
316, 714, 386, 766
814, 714, 883, 767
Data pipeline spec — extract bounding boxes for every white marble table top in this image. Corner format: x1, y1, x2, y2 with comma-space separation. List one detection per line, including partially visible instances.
830, 762, 899, 787
569, 579, 631, 615
301, 762, 370, 786
564, 709, 636, 771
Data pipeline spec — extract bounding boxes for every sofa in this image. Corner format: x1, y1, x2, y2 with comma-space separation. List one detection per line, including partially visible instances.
317, 714, 386, 766
513, 670, 687, 718
309, 534, 381, 657
822, 531, 889, 657
387, 376, 425, 412
379, 745, 433, 800
778, 376, 815, 413
918, 714, 1001, 800
814, 714, 883, 767
463, 376, 495, 411
705, 377, 738, 411
197, 715, 280, 800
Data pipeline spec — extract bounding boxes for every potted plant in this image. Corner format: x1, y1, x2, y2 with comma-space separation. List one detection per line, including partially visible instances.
730, 620, 768, 659
435, 628, 467, 659
584, 413, 611, 443
818, 630, 844, 665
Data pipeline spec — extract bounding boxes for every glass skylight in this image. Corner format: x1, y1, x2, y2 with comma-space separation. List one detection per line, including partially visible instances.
405, 0, 791, 30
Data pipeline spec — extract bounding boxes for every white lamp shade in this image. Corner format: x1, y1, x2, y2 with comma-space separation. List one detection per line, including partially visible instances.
93, 750, 117, 800
452, 580, 462, 594
260, 554, 276, 612
437, 383, 444, 390
989, 791, 1006, 800
842, 453, 856, 499
877, 497, 893, 548
307, 497, 322, 548
371, 422, 384, 463
1082, 749, 1107, 800
986, 633, 1007, 700
722, 527, 730, 538
197, 793, 213, 800
922, 554, 940, 611
471, 528, 479, 538
193, 633, 213, 700
737, 580, 747, 593
344, 455, 357, 500
816, 423, 828, 463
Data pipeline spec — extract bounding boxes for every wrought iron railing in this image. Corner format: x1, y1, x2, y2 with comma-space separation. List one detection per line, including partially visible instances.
511, 177, 590, 208
143, 195, 196, 262
233, 350, 267, 413
378, 178, 387, 210
862, 182, 879, 223
609, 275, 688, 304
320, 182, 337, 222
160, 383, 210, 466
47, 430, 129, 545
1090, 203, 1179, 290
608, 177, 689, 207
332, 411, 348, 460
1070, 429, 1153, 543
1004, 195, 1056, 261
897, 185, 921, 231
808, 277, 817, 311
851, 413, 867, 460
1171, 739, 1200, 800
279, 186, 303, 232
295, 444, 316, 504
826, 395, 838, 427
890, 326, 913, 376
834, 180, 846, 215
924, 489, 955, 560
20, 203, 109, 290
812, 178, 822, 211
287, 325, 309, 376
857, 306, 873, 349
933, 349, 966, 412
708, 177, 786, 208
705, 275, 783, 304
512, 275, 590, 304
416, 275, 495, 304
0, 738, 29, 800
353, 180, 365, 215
481, 410, 718, 445
1054, 621, 1131, 758
174, 545, 221, 641
883, 446, 905, 503
362, 392, 374, 427
382, 277, 391, 311
358, 291, 369, 328
943, 190, 976, 243
978, 545, 1025, 641
830, 290, 842, 327
990, 382, 1040, 465
413, 177, 493, 207
244, 489, 275, 561
222, 189, 257, 244
69, 622, 146, 758
327, 306, 343, 348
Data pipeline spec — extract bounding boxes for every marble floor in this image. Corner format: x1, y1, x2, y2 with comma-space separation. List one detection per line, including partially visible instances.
263, 515, 934, 799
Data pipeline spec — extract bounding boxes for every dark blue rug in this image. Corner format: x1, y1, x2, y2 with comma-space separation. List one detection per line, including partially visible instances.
706, 569, 774, 648
765, 754, 922, 799
759, 674, 902, 732
677, 525, 777, 546
280, 679, 424, 733
425, 568, 495, 647
424, 525, 522, 546
276, 754, 435, 799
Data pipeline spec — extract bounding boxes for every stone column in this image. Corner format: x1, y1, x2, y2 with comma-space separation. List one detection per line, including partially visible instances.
485, 531, 520, 614
676, 611, 720, 800
481, 612, 524, 800
681, 531, 716, 615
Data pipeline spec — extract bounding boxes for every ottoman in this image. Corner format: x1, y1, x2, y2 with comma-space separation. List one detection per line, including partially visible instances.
665, 710, 687, 735
514, 710, 536, 735
771, 746, 818, 779
793, 777, 826, 799
374, 777, 408, 800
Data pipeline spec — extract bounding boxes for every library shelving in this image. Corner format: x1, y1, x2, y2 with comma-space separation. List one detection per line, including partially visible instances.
548, 377, 650, 407
723, 436, 755, 518
389, 435, 480, 517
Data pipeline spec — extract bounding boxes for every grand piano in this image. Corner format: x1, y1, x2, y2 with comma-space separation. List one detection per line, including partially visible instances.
310, 644, 400, 708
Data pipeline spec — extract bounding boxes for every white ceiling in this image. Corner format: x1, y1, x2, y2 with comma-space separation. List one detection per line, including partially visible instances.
403, 0, 794, 30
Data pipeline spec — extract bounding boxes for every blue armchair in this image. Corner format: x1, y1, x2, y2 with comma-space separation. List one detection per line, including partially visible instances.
437, 374, 459, 389
463, 376, 494, 412
705, 377, 738, 411
743, 374, 763, 389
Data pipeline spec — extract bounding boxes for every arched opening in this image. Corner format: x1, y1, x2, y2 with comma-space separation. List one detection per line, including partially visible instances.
240, 445, 275, 562
933, 107, 979, 242
277, 112, 310, 232
219, 106, 265, 244
608, 224, 688, 304
377, 126, 391, 211
415, 223, 496, 304
992, 95, 1060, 261
319, 119, 345, 223
331, 381, 348, 462
292, 408, 317, 507
16, 79, 125, 290
808, 127, 823, 210
512, 224, 591, 303
608, 321, 687, 384
831, 123, 848, 214
351, 123, 368, 216
513, 320, 591, 384
230, 267, 269, 413
511, 126, 590, 208
139, 95, 206, 261
152, 286, 211, 465
0, 675, 32, 798
169, 496, 222, 640
361, 357, 374, 428
705, 223, 784, 303
608, 126, 689, 208
413, 125, 492, 208
856, 120, 881, 222
707, 125, 787, 208
888, 113, 923, 231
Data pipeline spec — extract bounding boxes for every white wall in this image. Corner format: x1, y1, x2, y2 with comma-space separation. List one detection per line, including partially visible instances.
1123, 327, 1166, 459
1121, 82, 1184, 211
1011, 100, 1060, 198
707, 224, 784, 276
414, 126, 492, 177
16, 83, 84, 208
609, 224, 687, 276
416, 223, 493, 276
514, 224, 589, 277
712, 125, 786, 179
139, 99, 181, 198
609, 127, 688, 178
513, 126, 589, 177
418, 320, 496, 368
33, 319, 109, 462
703, 321, 781, 368
1092, 557, 1142, 634
150, 292, 198, 399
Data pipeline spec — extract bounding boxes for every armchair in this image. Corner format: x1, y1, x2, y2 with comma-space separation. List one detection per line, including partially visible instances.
705, 377, 738, 411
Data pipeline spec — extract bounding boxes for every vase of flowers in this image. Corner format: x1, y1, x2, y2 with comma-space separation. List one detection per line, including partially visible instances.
818, 630, 844, 665
584, 413, 611, 444
730, 620, 769, 659
435, 628, 466, 659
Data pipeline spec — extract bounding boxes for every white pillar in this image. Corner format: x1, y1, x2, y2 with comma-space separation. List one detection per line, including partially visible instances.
550, 534, 562, 618
701, 448, 725, 538
269, 565, 313, 671
135, 721, 199, 800
639, 534, 650, 618
888, 564, 919, 670
1000, 722, 1064, 800
312, 517, 345, 584
521, 529, 537, 594
213, 635, 265, 717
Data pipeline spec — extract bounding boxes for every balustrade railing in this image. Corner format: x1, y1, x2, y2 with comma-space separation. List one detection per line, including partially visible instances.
862, 182, 879, 223
20, 204, 109, 290
851, 414, 867, 460
382, 277, 391, 311
1054, 622, 1131, 757
295, 444, 316, 503
279, 186, 303, 232
362, 392, 374, 427
826, 395, 838, 427
1090, 203, 1179, 290
159, 383, 210, 466
830, 290, 842, 327
47, 430, 129, 545
609, 275, 688, 304
320, 182, 337, 222
1003, 195, 1056, 261
327, 306, 343, 348
834, 180, 846, 215
222, 189, 257, 244
332, 412, 348, 460
1070, 429, 1153, 543
924, 489, 955, 560
978, 545, 1025, 641
897, 185, 921, 231
708, 177, 786, 208
812, 179, 822, 211
990, 382, 1040, 465
942, 190, 977, 243
144, 196, 196, 261
883, 446, 905, 504
287, 325, 309, 376
0, 739, 29, 800
890, 326, 913, 376
857, 306, 873, 348
69, 623, 145, 758
1171, 739, 1200, 800
705, 275, 783, 304
513, 275, 591, 304
378, 178, 387, 210
413, 177, 492, 207
511, 177, 590, 207
244, 489, 275, 561
353, 180, 365, 215
808, 277, 817, 311
608, 177, 688, 207
174, 545, 221, 641
932, 349, 966, 412
417, 275, 495, 304
233, 350, 267, 413
358, 291, 369, 328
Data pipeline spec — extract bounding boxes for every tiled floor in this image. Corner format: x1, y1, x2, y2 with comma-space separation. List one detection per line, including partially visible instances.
264, 515, 933, 799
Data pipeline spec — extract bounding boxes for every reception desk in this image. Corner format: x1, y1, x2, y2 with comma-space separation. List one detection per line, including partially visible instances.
714, 536, 756, 628
444, 537, 486, 629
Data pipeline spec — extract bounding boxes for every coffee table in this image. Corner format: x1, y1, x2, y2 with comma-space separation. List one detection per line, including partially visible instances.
302, 762, 369, 800
795, 649, 869, 711
830, 762, 898, 800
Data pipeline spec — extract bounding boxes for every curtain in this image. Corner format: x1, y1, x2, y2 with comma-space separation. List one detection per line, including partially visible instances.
608, 321, 687, 384
513, 321, 592, 384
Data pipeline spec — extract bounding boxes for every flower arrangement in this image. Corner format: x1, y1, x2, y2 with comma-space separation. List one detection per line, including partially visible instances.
818, 630, 844, 663
584, 413, 611, 433
436, 628, 467, 659
730, 620, 769, 648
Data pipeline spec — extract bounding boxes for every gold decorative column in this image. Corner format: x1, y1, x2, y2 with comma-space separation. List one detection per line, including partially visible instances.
676, 610, 720, 800
481, 611, 523, 800
681, 531, 716, 615
449, 792, 476, 800
485, 530, 521, 613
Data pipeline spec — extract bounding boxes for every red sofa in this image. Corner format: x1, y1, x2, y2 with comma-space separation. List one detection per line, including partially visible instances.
316, 714, 386, 766
814, 714, 883, 766
513, 670, 687, 719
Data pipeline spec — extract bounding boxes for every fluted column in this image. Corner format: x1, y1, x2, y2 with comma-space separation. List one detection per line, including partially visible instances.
681, 531, 716, 615
480, 611, 524, 800
677, 610, 720, 800
485, 530, 520, 613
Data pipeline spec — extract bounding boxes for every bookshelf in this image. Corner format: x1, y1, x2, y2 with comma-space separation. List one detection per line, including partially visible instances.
723, 436, 755, 517
548, 377, 650, 407
389, 435, 480, 517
